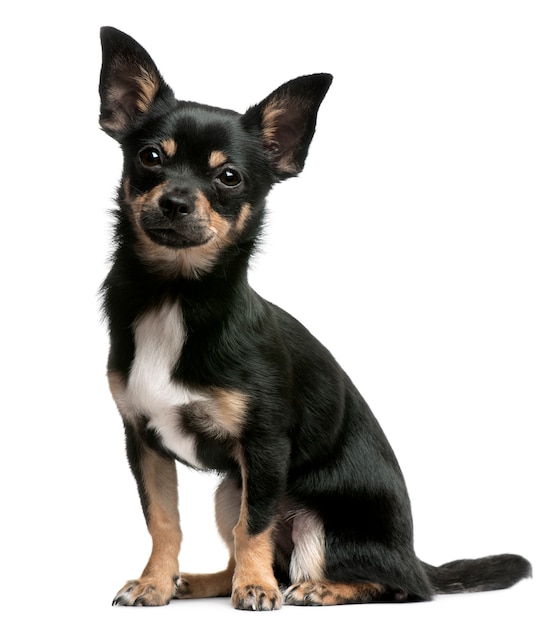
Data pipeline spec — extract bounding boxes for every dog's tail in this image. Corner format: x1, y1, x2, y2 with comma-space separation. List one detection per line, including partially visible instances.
421, 554, 532, 594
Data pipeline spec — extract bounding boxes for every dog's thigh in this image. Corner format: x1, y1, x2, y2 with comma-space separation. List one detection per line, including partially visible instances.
175, 477, 240, 599
214, 476, 241, 551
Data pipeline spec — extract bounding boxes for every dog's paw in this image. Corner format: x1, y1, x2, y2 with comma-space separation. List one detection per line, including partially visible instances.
113, 577, 177, 606
231, 583, 282, 611
284, 581, 386, 606
284, 582, 328, 606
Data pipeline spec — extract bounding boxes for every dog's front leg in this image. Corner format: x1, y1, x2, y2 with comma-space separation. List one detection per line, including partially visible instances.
113, 424, 182, 606
231, 443, 287, 611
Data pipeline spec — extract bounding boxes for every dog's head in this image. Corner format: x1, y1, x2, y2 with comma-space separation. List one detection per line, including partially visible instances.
99, 27, 332, 279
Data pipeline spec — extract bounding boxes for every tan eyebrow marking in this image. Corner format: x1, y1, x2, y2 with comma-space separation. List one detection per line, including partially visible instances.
161, 138, 177, 157
209, 150, 228, 169
134, 66, 160, 114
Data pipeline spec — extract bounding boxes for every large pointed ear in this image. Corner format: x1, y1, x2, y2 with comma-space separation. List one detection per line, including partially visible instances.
242, 74, 333, 179
99, 27, 174, 140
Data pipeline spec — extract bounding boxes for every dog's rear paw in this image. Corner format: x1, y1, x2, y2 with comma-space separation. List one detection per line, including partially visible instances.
284, 582, 328, 606
284, 580, 386, 606
113, 577, 176, 606
232, 583, 282, 611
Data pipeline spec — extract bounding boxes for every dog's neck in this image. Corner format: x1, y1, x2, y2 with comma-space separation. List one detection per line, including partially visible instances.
105, 229, 257, 324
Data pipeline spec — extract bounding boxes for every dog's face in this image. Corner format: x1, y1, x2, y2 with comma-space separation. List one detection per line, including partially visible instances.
99, 27, 332, 278
116, 103, 273, 278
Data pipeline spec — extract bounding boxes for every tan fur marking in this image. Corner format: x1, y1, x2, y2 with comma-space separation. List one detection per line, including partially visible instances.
135, 65, 160, 113
231, 451, 281, 609
183, 389, 247, 439
177, 247, 221, 279
285, 581, 386, 606
208, 388, 248, 438
141, 448, 182, 579
101, 63, 160, 134
233, 525, 276, 586
209, 150, 228, 169
195, 191, 232, 241
261, 100, 299, 173
123, 176, 168, 227
123, 177, 181, 274
261, 102, 287, 143
161, 138, 177, 157
235, 203, 252, 234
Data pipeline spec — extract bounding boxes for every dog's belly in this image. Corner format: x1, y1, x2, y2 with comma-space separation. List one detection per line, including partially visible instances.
124, 300, 208, 468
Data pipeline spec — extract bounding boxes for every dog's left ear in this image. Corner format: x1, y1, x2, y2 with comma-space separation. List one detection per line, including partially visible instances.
99, 27, 174, 140
242, 74, 333, 179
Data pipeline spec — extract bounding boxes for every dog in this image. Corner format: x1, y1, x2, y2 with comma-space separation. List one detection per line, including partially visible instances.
99, 26, 531, 610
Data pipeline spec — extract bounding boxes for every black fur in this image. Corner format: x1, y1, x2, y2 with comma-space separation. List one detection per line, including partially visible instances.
100, 27, 531, 609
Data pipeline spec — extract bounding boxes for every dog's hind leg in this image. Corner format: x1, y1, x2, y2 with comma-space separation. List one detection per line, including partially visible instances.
175, 477, 239, 599
283, 504, 431, 605
174, 560, 235, 599
283, 511, 388, 605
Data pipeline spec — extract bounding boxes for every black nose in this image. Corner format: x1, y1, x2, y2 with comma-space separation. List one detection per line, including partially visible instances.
159, 191, 194, 219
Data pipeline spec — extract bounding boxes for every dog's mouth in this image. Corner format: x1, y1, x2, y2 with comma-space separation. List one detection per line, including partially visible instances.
144, 226, 213, 249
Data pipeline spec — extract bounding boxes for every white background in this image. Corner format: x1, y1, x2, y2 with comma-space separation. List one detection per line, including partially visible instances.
1, 1, 552, 624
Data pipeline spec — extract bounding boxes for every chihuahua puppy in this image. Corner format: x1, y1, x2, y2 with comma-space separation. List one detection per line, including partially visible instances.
99, 27, 530, 610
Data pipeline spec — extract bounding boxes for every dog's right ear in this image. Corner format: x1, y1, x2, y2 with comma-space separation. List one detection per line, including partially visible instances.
99, 27, 174, 140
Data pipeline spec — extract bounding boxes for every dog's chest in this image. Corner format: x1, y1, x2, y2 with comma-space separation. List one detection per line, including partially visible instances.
125, 301, 207, 467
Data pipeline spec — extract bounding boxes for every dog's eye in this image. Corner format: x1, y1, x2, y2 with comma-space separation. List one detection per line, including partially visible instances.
138, 147, 162, 167
217, 168, 242, 187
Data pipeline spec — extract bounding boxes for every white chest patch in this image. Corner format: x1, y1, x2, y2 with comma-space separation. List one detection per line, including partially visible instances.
124, 300, 207, 468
